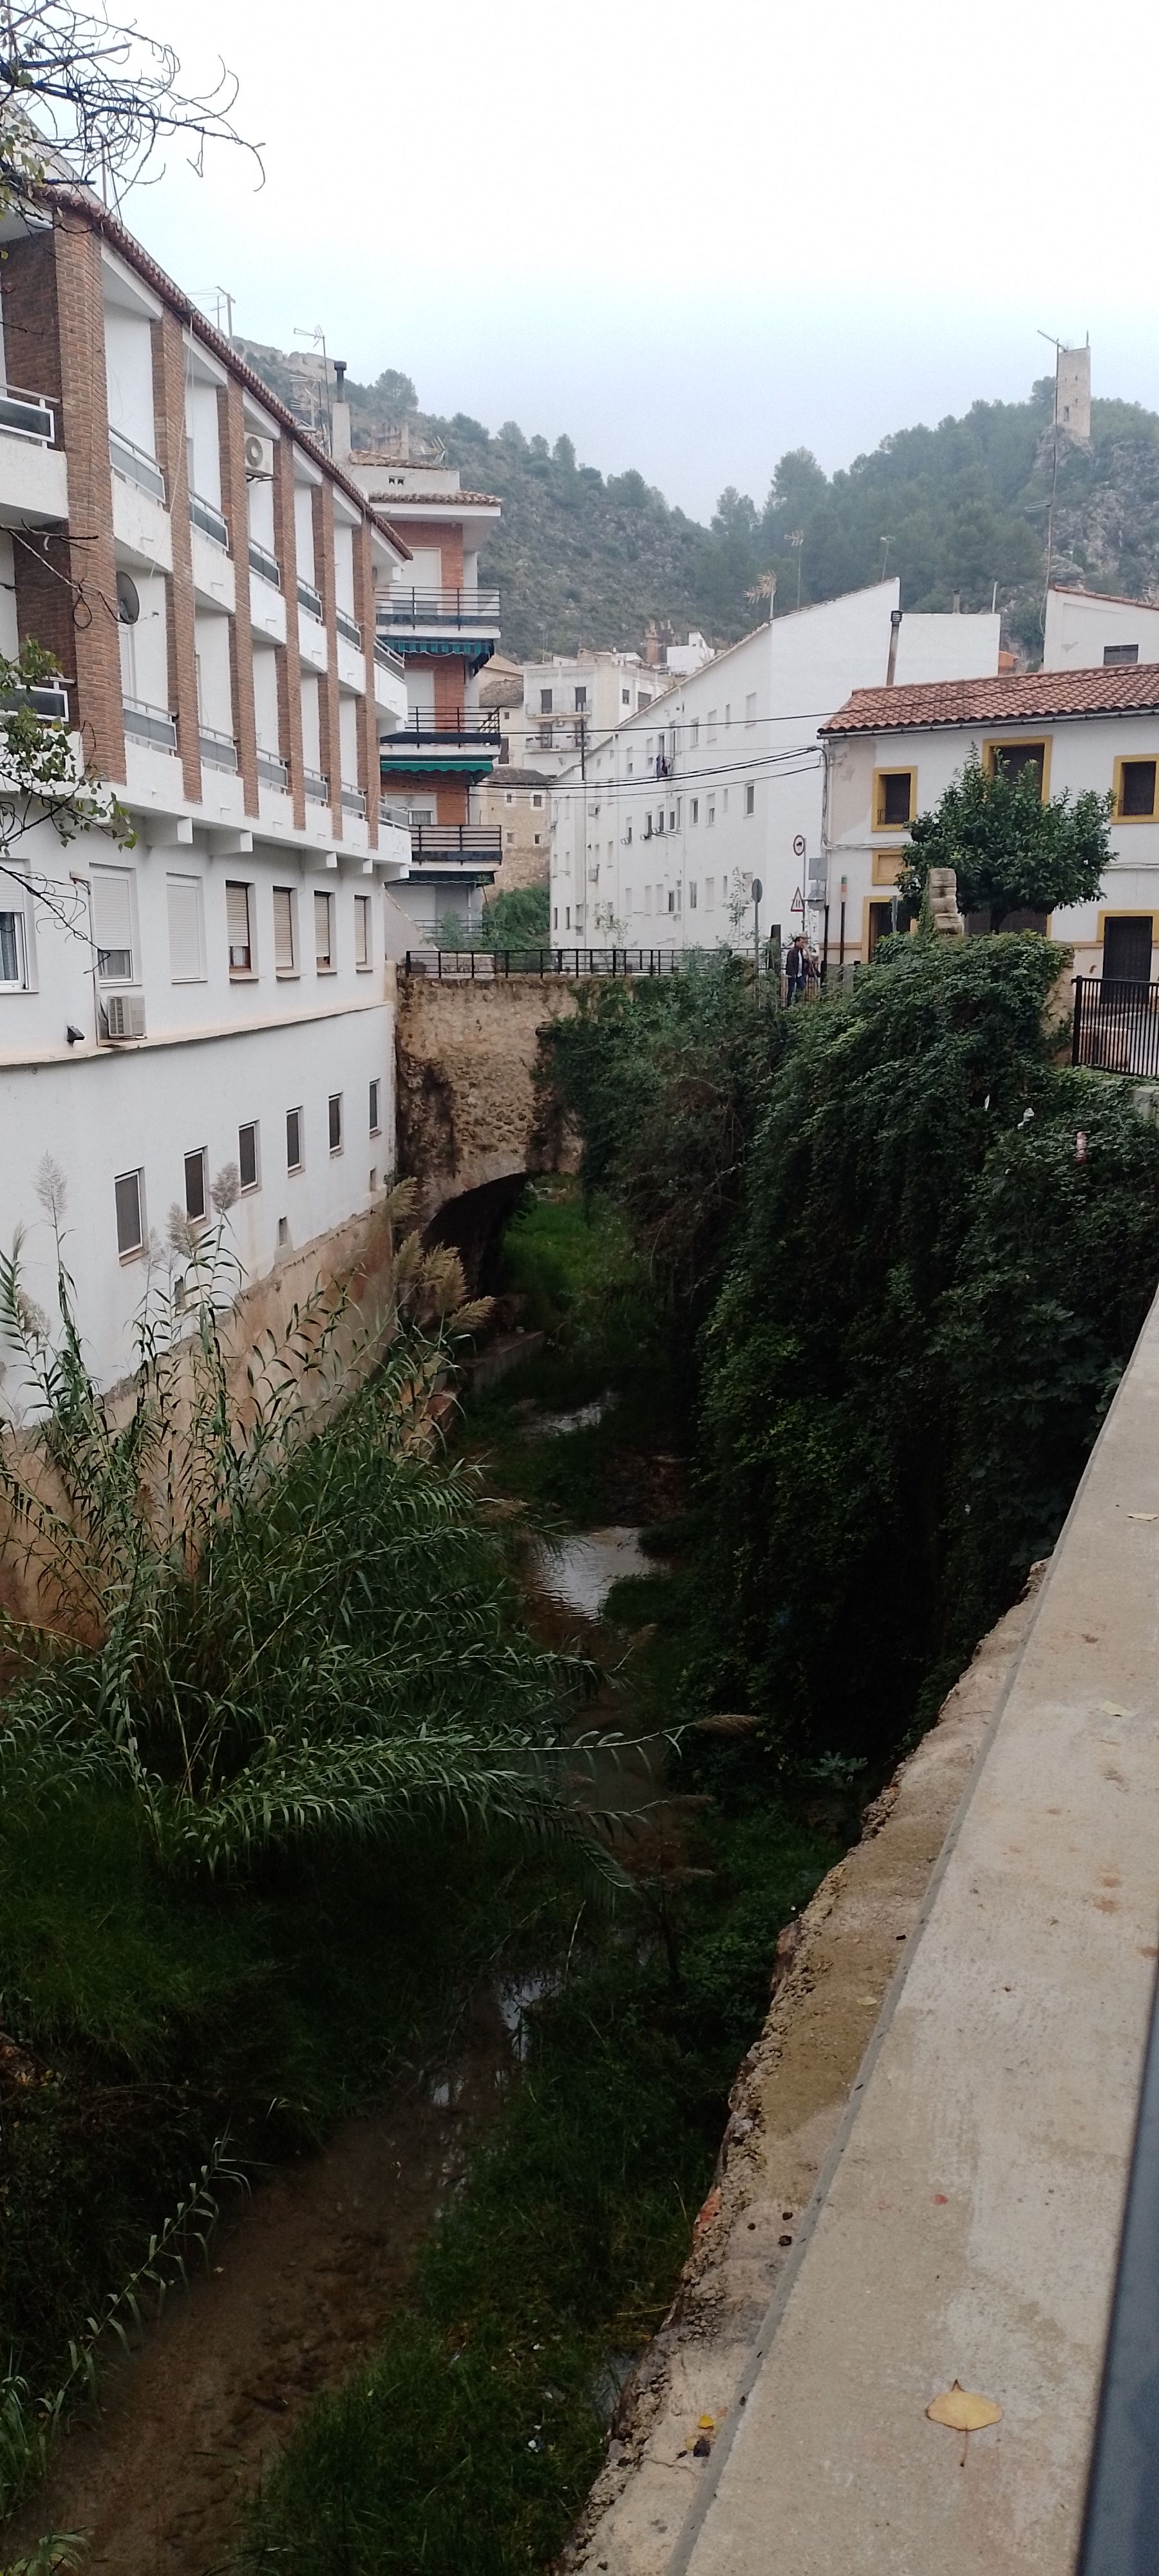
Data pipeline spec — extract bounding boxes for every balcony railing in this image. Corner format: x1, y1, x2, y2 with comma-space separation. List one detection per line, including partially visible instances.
335, 605, 362, 649
373, 639, 406, 677
1072, 975, 1159, 1079
199, 724, 237, 772
190, 490, 229, 551
258, 748, 289, 789
249, 537, 281, 589
123, 697, 177, 750
409, 824, 503, 864
297, 575, 323, 620
0, 385, 56, 445
379, 797, 411, 832
377, 588, 501, 629
109, 427, 165, 503
303, 766, 330, 804
381, 710, 502, 753
0, 681, 70, 723
341, 783, 366, 817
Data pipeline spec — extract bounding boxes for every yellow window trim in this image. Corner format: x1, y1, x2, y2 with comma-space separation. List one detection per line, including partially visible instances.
1096, 908, 1159, 943
1111, 754, 1159, 822
982, 735, 1052, 801
862, 893, 897, 960
872, 848, 906, 887
871, 764, 916, 832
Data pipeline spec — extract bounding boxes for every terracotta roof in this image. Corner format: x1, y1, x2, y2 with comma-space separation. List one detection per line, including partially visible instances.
822, 665, 1159, 735
355, 487, 502, 507
1049, 582, 1159, 613
41, 182, 411, 557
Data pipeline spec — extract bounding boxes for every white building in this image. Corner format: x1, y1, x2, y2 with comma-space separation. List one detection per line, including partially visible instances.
0, 184, 413, 1389
516, 638, 712, 777
820, 661, 1159, 978
549, 585, 1000, 951
1043, 584, 1159, 672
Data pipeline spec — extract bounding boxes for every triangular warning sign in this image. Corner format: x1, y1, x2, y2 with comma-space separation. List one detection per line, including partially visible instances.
791, 886, 804, 914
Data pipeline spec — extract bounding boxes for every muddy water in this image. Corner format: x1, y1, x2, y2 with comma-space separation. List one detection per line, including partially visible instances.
5, 2004, 511, 2576
532, 1524, 647, 1622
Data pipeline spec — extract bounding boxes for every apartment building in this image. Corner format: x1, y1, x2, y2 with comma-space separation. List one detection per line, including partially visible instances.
476, 769, 550, 892
339, 443, 504, 942
821, 658, 1159, 976
516, 639, 711, 778
549, 585, 1000, 947
0, 182, 413, 1387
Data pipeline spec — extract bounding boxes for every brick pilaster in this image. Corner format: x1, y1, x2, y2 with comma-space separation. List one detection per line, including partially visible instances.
218, 380, 259, 818
353, 516, 378, 848
272, 434, 305, 830
151, 310, 202, 805
314, 483, 341, 841
4, 215, 126, 781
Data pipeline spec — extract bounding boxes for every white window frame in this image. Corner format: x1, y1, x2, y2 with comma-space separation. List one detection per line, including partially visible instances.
114, 1166, 145, 1259
354, 893, 372, 971
0, 895, 30, 990
328, 1091, 343, 1155
286, 1105, 304, 1173
238, 1120, 260, 1193
368, 1077, 381, 1135
314, 888, 335, 973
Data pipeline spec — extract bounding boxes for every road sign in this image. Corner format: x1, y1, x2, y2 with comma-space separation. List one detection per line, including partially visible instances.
792, 833, 807, 858
791, 886, 804, 914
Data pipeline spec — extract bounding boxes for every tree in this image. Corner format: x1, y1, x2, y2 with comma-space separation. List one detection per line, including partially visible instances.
373, 366, 417, 414
481, 885, 550, 950
0, 641, 132, 941
0, 3, 257, 204
899, 755, 1113, 926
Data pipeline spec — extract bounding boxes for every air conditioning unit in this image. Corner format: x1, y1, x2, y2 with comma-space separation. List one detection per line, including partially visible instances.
102, 990, 146, 1041
244, 433, 275, 478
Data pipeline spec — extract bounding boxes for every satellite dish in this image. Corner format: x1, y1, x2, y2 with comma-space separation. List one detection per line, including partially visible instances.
117, 571, 140, 626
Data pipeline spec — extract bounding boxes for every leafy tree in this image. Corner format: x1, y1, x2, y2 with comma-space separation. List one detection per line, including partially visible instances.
899, 755, 1112, 925
373, 367, 417, 413
480, 885, 550, 951
0, 641, 133, 940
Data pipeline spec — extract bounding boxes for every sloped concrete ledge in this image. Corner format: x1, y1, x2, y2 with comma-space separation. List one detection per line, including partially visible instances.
668, 1286, 1159, 2576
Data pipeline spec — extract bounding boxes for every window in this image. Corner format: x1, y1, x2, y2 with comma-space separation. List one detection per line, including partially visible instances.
505, 790, 514, 806
690, 881, 698, 909
574, 685, 587, 710
532, 792, 543, 808
707, 800, 716, 826
167, 875, 204, 983
0, 905, 26, 988
867, 900, 895, 960
328, 1092, 343, 1153
704, 877, 715, 911
621, 687, 630, 706
553, 905, 558, 929
238, 1121, 259, 1192
644, 886, 652, 915
354, 893, 372, 969
745, 781, 755, 817
184, 1148, 207, 1222
722, 789, 729, 815
538, 726, 554, 748
287, 1106, 303, 1171
314, 889, 334, 970
873, 768, 916, 829
534, 832, 542, 846
226, 880, 253, 974
368, 1077, 381, 1135
986, 739, 1048, 797
690, 719, 699, 748
669, 808, 677, 831
540, 687, 553, 714
273, 886, 297, 975
707, 710, 717, 743
91, 867, 135, 982
1105, 643, 1140, 666
745, 692, 757, 724
1102, 915, 1154, 981
115, 1168, 144, 1257
690, 797, 699, 826
1115, 757, 1158, 820
565, 905, 570, 929
724, 703, 731, 730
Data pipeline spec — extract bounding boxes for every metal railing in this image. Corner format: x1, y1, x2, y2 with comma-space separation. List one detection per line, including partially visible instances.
1072, 976, 1159, 1079
297, 575, 323, 620
381, 710, 502, 752
123, 697, 177, 749
189, 490, 229, 551
109, 426, 165, 503
249, 537, 281, 589
341, 783, 366, 817
199, 724, 237, 772
258, 748, 289, 788
379, 798, 410, 831
402, 947, 686, 980
373, 639, 406, 677
303, 766, 330, 804
335, 605, 363, 649
377, 587, 501, 628
0, 385, 56, 444
1077, 1960, 1159, 2573
410, 824, 504, 862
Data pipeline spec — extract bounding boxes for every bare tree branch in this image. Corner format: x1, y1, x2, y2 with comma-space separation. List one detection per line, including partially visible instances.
0, 3, 261, 199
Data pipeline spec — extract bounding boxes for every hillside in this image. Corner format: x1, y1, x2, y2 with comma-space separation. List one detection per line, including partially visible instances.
237, 343, 1159, 661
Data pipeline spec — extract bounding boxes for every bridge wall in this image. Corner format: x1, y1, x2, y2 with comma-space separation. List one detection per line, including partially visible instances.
395, 974, 581, 1224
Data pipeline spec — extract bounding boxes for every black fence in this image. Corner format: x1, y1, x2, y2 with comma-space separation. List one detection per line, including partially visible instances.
402, 947, 686, 980
1072, 977, 1159, 1079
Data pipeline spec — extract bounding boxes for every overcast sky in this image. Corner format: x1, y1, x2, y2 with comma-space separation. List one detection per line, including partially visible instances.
116, 0, 1159, 521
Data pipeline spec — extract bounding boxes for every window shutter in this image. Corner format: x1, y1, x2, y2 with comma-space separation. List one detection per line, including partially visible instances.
273, 887, 295, 972
167, 875, 203, 981
91, 870, 133, 979
226, 882, 252, 970
314, 891, 332, 967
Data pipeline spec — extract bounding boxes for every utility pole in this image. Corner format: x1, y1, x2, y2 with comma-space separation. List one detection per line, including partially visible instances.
216, 287, 236, 343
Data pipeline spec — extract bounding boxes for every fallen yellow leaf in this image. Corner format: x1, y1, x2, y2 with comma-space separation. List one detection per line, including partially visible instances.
697, 2414, 716, 2431
926, 2380, 1002, 2433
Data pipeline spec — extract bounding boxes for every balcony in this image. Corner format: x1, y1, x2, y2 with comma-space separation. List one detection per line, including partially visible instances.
379, 708, 501, 779
335, 605, 362, 649
373, 640, 406, 678
123, 697, 177, 750
199, 724, 237, 772
189, 489, 229, 551
258, 748, 290, 790
297, 574, 323, 618
109, 426, 165, 503
248, 537, 281, 589
0, 385, 68, 528
303, 766, 330, 805
341, 783, 366, 817
379, 587, 501, 631
408, 822, 503, 873
380, 797, 410, 831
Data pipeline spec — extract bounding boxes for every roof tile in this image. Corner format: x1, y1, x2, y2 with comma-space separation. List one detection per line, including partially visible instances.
822, 665, 1159, 734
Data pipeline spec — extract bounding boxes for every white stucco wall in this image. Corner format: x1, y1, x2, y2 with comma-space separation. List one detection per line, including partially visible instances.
1042, 587, 1159, 672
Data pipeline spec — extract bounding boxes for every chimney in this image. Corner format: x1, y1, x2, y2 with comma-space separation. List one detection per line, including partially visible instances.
885, 607, 902, 686
952, 590, 961, 614
331, 358, 351, 464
